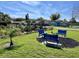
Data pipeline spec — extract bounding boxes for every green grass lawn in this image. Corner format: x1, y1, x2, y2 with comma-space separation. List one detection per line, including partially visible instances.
0, 27, 79, 58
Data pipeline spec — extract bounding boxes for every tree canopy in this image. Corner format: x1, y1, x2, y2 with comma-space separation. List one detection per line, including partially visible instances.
50, 13, 60, 21
69, 17, 77, 23
0, 12, 11, 22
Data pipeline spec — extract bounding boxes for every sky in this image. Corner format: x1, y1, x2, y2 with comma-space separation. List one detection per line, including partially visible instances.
0, 1, 79, 21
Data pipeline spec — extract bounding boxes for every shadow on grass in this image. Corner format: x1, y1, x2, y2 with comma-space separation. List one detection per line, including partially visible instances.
37, 37, 79, 49
59, 37, 79, 48
4, 43, 24, 50
0, 43, 24, 55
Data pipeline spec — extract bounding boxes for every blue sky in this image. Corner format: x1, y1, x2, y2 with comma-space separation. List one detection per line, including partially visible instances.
0, 1, 79, 21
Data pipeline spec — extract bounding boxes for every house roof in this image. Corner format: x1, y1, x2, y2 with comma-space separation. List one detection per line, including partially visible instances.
11, 21, 27, 24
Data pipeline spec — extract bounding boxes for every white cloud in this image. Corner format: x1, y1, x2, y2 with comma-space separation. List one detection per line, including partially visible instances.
4, 6, 21, 12
47, 3, 53, 7
0, 7, 3, 10
10, 14, 25, 18
21, 1, 40, 6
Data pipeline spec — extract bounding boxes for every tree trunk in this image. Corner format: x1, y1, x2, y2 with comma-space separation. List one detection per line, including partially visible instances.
10, 37, 13, 47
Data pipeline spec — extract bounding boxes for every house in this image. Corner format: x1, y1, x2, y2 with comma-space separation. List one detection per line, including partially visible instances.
8, 20, 27, 28
0, 21, 11, 26
51, 20, 69, 27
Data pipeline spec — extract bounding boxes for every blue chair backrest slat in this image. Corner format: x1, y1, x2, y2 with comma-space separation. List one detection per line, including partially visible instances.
43, 34, 59, 43
44, 34, 51, 39
58, 30, 66, 34
38, 29, 44, 34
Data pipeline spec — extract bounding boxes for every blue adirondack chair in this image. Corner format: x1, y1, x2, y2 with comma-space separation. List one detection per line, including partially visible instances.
37, 29, 45, 37
43, 34, 59, 44
57, 30, 67, 37
43, 34, 62, 48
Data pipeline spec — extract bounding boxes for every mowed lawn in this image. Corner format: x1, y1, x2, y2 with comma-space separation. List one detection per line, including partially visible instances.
0, 27, 79, 58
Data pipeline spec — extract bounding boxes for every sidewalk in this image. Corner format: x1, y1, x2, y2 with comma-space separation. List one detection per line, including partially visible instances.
54, 27, 79, 31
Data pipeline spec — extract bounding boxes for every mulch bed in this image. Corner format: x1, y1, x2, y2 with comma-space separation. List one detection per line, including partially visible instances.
37, 37, 79, 48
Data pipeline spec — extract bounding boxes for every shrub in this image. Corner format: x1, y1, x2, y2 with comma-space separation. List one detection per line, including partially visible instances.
9, 28, 22, 37
24, 25, 32, 32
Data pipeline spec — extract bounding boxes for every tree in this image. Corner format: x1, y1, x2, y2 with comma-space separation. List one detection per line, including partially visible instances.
25, 13, 29, 20
25, 13, 31, 32
63, 19, 68, 22
9, 29, 16, 47
69, 17, 76, 23
69, 17, 77, 27
15, 18, 25, 21
50, 13, 60, 21
0, 12, 4, 21
0, 12, 11, 26
0, 12, 11, 22
25, 13, 30, 25
4, 14, 11, 22
37, 17, 45, 29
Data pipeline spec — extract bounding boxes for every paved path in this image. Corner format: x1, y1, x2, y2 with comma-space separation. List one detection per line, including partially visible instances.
54, 27, 79, 31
